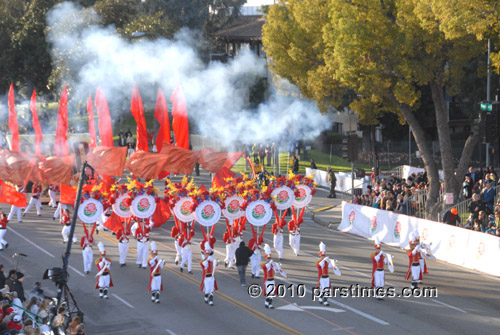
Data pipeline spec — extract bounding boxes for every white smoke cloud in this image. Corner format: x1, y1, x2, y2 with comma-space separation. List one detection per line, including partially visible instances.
45, 1, 331, 148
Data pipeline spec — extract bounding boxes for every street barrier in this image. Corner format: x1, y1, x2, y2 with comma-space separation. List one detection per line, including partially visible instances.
338, 201, 500, 277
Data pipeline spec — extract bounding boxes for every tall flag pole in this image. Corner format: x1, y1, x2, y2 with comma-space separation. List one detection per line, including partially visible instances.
130, 84, 148, 152
171, 84, 189, 150
95, 87, 114, 147
87, 94, 97, 149
154, 87, 170, 152
55, 85, 69, 156
8, 83, 20, 151
30, 90, 43, 155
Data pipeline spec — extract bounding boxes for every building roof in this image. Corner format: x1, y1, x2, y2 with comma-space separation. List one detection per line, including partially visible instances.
212, 15, 265, 42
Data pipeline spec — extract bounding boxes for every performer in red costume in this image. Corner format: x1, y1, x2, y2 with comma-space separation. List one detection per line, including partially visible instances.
200, 241, 218, 306
179, 221, 194, 274
262, 244, 286, 309
116, 217, 132, 267
272, 211, 287, 260
81, 223, 96, 274
148, 241, 165, 304
171, 225, 182, 265
405, 233, 422, 288
0, 212, 9, 250
61, 209, 77, 243
315, 242, 341, 306
95, 242, 113, 299
23, 182, 42, 216
288, 214, 301, 256
370, 237, 394, 300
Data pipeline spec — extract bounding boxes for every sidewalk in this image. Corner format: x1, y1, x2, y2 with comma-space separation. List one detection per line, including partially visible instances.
308, 187, 349, 228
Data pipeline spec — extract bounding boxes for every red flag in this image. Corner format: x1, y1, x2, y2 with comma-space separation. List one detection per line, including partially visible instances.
130, 85, 149, 152
154, 88, 170, 152
86, 146, 127, 177
60, 183, 77, 205
246, 156, 256, 179
171, 85, 189, 150
212, 167, 236, 189
0, 181, 27, 207
30, 90, 43, 156
152, 199, 172, 228
55, 86, 69, 156
87, 94, 97, 149
8, 83, 20, 151
95, 87, 114, 147
103, 212, 123, 233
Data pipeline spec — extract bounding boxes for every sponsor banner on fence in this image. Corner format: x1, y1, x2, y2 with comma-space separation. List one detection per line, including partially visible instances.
339, 201, 500, 277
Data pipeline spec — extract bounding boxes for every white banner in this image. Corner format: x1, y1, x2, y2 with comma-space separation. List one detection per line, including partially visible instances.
306, 168, 369, 194
339, 201, 500, 277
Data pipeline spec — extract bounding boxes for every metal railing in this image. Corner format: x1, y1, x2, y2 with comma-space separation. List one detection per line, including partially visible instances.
439, 183, 500, 222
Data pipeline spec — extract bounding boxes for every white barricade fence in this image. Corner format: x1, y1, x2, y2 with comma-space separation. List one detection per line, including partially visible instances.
306, 168, 370, 194
402, 165, 444, 180
338, 201, 500, 277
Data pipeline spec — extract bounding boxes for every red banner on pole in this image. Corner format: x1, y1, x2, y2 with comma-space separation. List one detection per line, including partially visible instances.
130, 84, 149, 152
154, 87, 170, 152
95, 87, 114, 147
55, 86, 69, 156
8, 83, 20, 151
171, 85, 189, 150
87, 94, 97, 149
30, 90, 43, 156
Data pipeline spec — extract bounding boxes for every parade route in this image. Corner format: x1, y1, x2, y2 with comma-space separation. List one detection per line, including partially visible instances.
1, 172, 500, 335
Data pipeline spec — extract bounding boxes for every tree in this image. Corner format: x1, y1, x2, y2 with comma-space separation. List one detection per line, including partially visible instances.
263, 0, 491, 219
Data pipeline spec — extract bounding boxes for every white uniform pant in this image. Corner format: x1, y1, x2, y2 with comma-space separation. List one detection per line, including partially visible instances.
228, 242, 238, 267
24, 197, 41, 215
119, 241, 129, 265
174, 240, 181, 263
203, 276, 215, 295
265, 279, 276, 297
48, 190, 57, 207
98, 274, 110, 289
273, 233, 283, 259
53, 203, 68, 219
0, 229, 7, 249
62, 225, 77, 243
150, 275, 162, 292
136, 240, 149, 267
411, 265, 421, 282
180, 246, 192, 271
289, 233, 301, 256
374, 270, 385, 288
82, 247, 93, 273
224, 243, 235, 267
8, 206, 22, 222
419, 258, 426, 278
250, 251, 261, 277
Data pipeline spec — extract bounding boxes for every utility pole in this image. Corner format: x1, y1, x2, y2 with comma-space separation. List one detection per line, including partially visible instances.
486, 38, 491, 167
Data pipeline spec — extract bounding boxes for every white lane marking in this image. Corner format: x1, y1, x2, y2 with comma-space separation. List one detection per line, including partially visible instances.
112, 293, 135, 309
7, 227, 55, 257
278, 277, 390, 326
165, 329, 178, 335
431, 299, 467, 313
68, 265, 85, 277
277, 304, 344, 313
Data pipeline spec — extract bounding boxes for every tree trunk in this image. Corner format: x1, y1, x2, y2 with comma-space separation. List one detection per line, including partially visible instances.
392, 96, 441, 220
430, 81, 460, 203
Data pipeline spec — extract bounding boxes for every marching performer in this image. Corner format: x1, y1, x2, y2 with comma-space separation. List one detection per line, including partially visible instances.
61, 209, 77, 243
315, 242, 341, 306
81, 223, 96, 274
148, 242, 165, 304
48, 184, 58, 208
53, 202, 69, 220
0, 212, 9, 250
171, 225, 182, 265
248, 225, 264, 279
370, 237, 394, 300
405, 233, 423, 288
131, 217, 153, 268
223, 227, 234, 268
415, 231, 434, 283
288, 215, 301, 256
272, 211, 286, 260
95, 242, 113, 299
8, 185, 24, 223
262, 244, 287, 309
116, 217, 131, 267
23, 182, 42, 217
200, 242, 218, 306
179, 222, 194, 274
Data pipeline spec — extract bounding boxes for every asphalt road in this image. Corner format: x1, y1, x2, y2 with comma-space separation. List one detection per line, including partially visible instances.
2, 172, 500, 335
